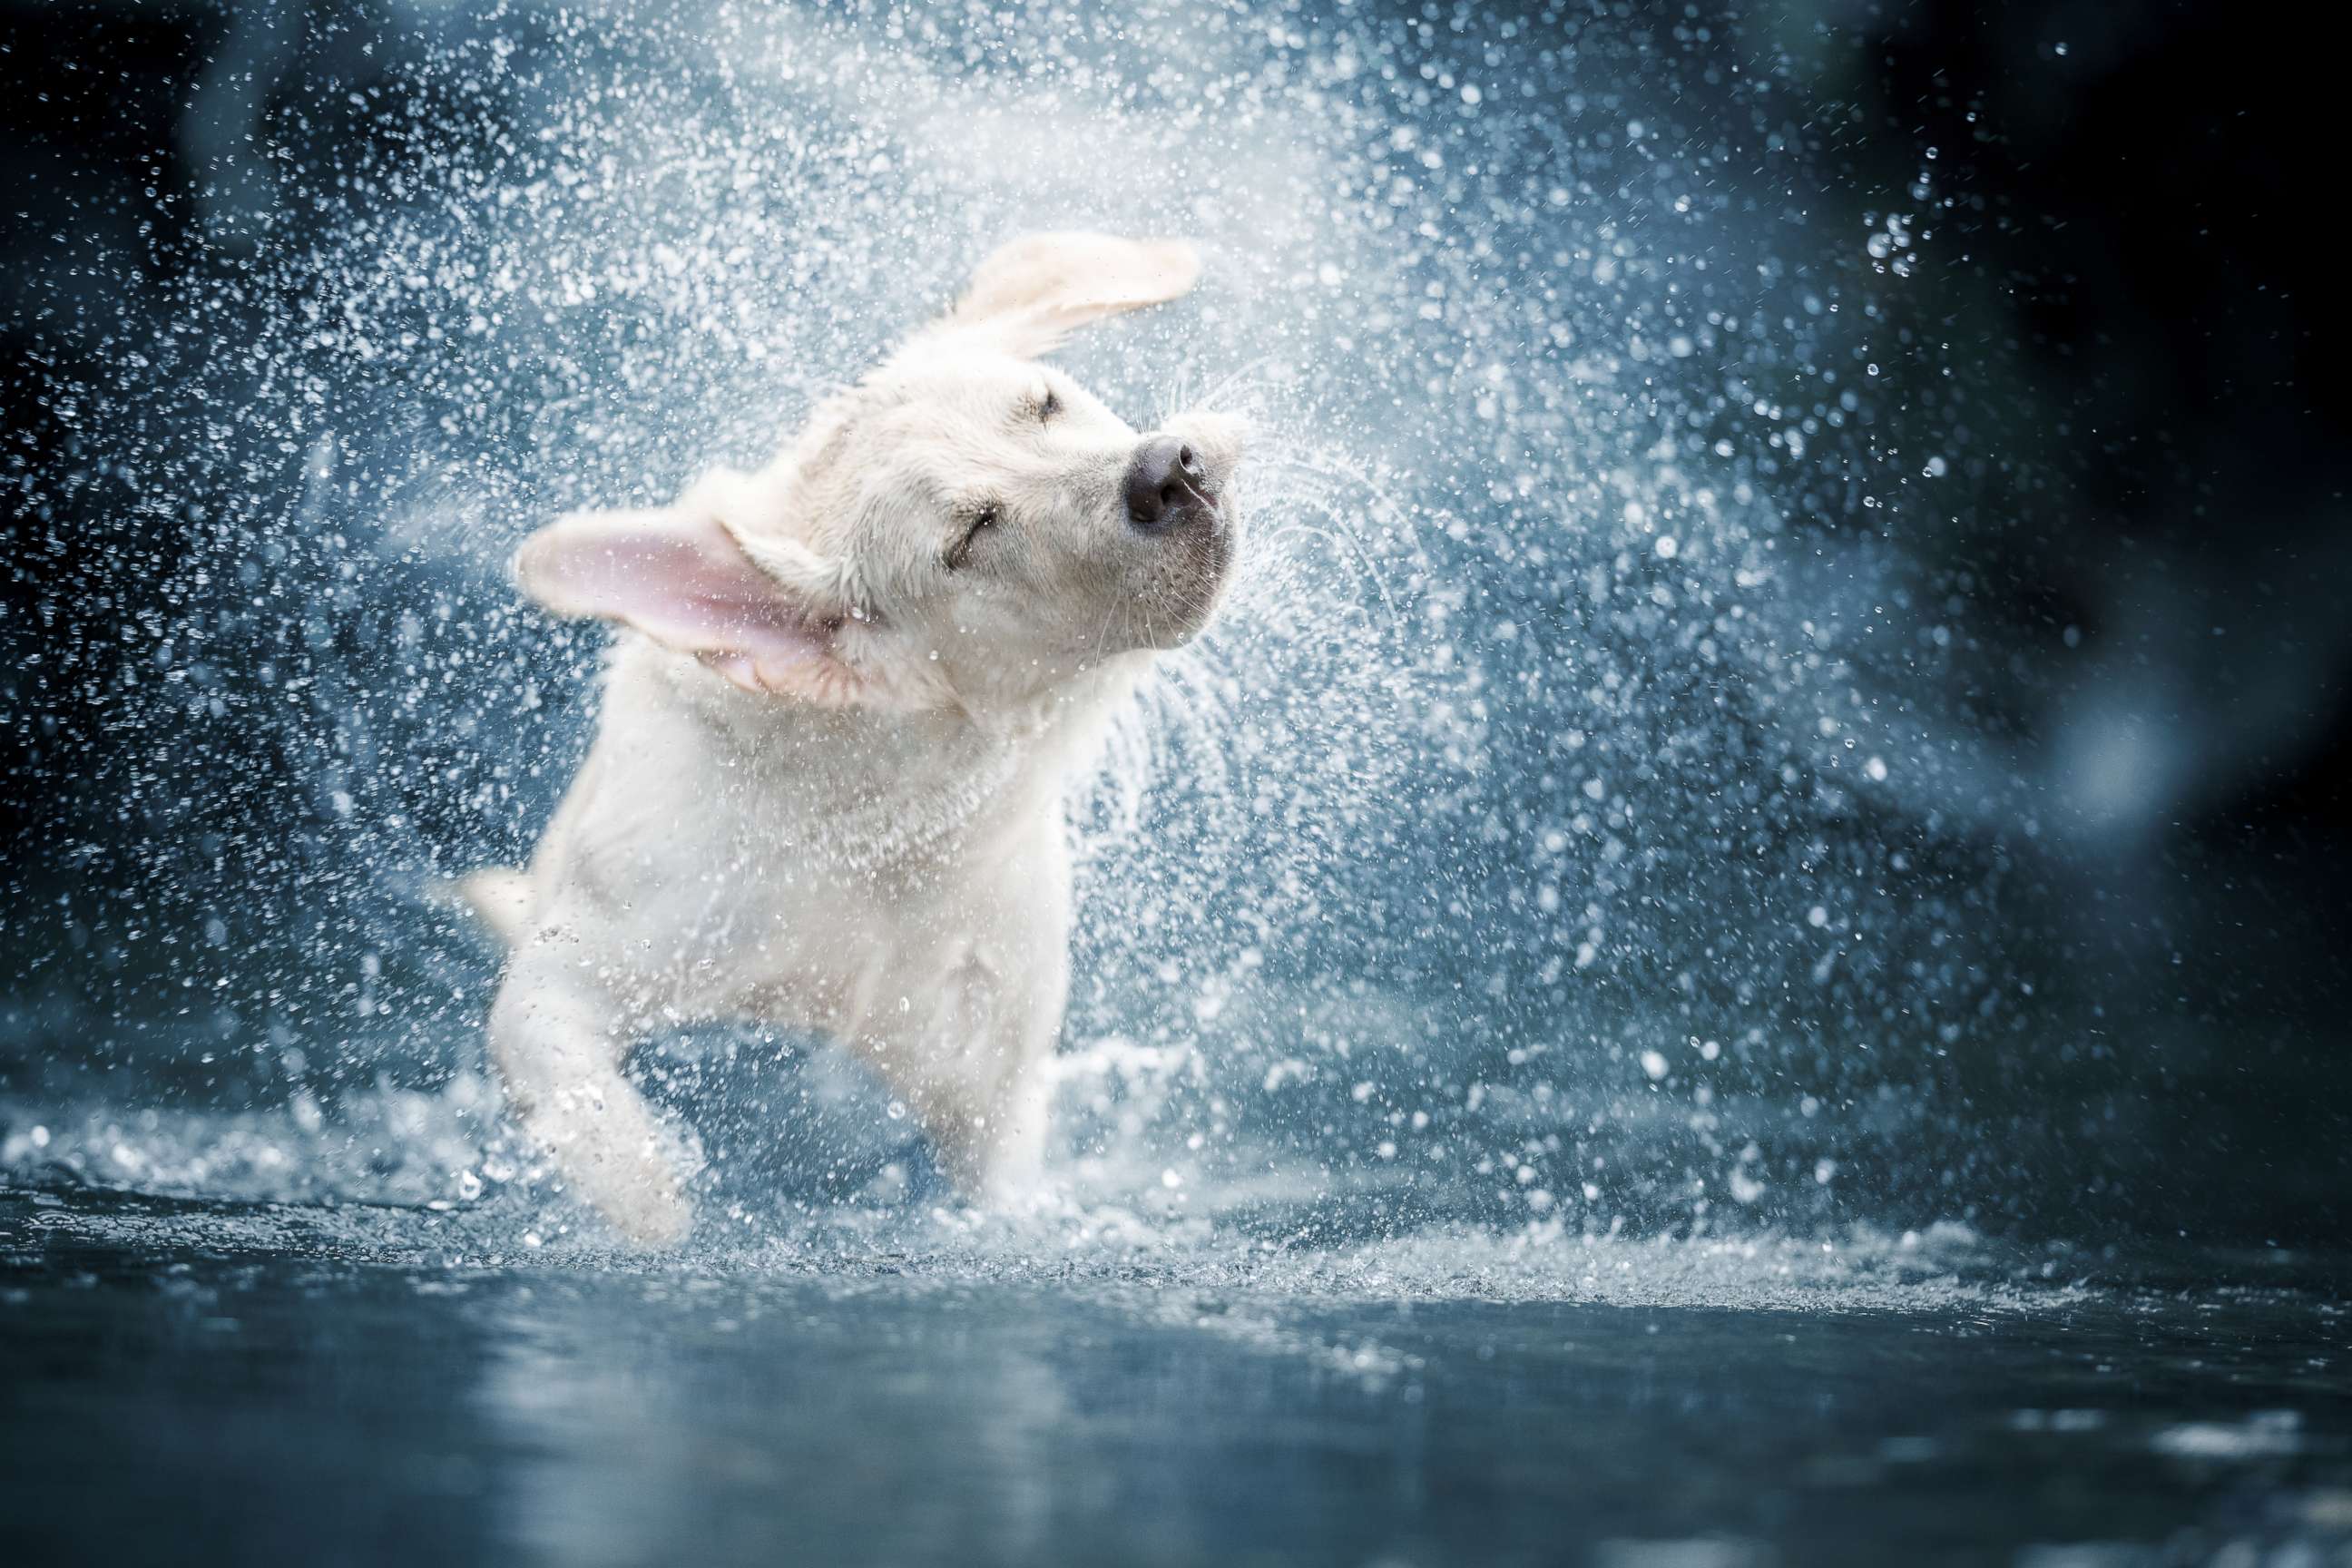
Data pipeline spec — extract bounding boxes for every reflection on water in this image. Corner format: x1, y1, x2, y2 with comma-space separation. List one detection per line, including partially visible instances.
5, 1186, 2347, 1566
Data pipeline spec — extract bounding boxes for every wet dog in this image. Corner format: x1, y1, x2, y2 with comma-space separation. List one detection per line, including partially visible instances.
459, 232, 1244, 1243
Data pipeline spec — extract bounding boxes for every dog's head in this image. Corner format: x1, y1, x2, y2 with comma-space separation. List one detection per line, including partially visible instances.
514, 232, 1245, 712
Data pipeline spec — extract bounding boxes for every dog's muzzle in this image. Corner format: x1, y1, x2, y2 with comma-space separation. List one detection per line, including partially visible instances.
1122, 436, 1220, 533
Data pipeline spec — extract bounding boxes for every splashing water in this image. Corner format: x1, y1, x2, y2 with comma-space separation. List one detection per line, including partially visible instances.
9, 6, 2352, 1563
0, 0, 2331, 1280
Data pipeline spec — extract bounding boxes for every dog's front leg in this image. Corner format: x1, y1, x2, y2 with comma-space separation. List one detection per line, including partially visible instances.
922, 1038, 1054, 1206
857, 949, 1061, 1207
487, 946, 694, 1246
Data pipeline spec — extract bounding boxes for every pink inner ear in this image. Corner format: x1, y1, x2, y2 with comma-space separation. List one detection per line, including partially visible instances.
515, 508, 833, 681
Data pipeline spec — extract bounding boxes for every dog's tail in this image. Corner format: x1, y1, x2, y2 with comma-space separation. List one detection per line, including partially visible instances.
440, 867, 535, 951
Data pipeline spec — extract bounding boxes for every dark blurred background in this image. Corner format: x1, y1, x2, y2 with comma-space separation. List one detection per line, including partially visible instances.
2, 0, 2344, 1245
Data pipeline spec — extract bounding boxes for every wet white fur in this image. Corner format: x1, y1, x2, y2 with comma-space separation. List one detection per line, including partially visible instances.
465, 233, 1244, 1244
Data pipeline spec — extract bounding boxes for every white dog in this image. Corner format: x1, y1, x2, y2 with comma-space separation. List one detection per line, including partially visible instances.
459, 232, 1245, 1244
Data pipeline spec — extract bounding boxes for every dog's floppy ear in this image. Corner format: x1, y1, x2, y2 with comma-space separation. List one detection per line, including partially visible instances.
514, 505, 869, 706
936, 230, 1200, 357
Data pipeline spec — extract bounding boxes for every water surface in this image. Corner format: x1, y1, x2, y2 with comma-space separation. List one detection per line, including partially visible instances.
6, 1184, 2345, 1566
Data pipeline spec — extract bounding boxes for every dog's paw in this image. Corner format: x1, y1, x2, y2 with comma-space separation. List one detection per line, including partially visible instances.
550, 1132, 692, 1249
588, 1168, 694, 1249
523, 1078, 699, 1249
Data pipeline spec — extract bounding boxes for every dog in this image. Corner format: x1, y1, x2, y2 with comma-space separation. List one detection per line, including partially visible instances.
458, 232, 1245, 1245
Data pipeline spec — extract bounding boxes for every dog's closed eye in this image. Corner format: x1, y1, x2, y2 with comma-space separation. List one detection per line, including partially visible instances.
1038, 385, 1061, 421
945, 504, 999, 570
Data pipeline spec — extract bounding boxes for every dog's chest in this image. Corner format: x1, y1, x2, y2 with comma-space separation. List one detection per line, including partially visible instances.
579, 642, 1076, 1026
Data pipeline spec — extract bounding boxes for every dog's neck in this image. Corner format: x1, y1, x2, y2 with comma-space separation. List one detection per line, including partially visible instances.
654, 642, 1146, 874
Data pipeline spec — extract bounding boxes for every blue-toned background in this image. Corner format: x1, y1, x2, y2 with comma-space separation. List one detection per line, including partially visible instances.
4, 0, 2345, 1248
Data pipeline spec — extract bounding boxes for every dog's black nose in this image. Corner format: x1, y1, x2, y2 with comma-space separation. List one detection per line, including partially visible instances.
1123, 436, 1211, 529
